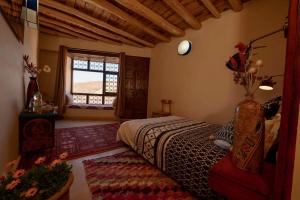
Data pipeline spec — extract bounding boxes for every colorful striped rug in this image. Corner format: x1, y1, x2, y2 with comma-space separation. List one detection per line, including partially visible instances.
83, 151, 195, 200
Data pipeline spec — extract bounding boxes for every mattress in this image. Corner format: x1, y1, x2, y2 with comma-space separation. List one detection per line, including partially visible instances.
117, 116, 228, 199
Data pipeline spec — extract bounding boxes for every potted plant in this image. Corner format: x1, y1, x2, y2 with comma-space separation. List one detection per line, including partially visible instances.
0, 153, 73, 200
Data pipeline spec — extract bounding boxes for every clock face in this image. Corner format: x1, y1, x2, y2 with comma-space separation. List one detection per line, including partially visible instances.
178, 40, 192, 55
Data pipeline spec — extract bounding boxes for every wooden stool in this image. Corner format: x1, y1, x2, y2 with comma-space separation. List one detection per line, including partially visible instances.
152, 99, 172, 117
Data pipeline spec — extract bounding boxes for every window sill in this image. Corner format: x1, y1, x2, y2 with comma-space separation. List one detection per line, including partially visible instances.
66, 104, 114, 110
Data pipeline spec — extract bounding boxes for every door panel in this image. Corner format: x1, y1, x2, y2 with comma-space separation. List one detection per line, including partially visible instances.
122, 55, 150, 119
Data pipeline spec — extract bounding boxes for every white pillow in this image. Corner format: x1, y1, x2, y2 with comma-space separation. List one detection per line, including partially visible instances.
214, 139, 232, 150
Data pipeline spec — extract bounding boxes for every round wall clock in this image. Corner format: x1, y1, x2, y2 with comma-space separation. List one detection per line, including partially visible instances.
177, 40, 192, 55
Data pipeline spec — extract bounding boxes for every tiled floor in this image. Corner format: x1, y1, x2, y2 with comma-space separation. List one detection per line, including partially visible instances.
56, 120, 127, 200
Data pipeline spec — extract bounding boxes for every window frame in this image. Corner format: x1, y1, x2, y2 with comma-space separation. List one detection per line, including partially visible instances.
71, 57, 119, 105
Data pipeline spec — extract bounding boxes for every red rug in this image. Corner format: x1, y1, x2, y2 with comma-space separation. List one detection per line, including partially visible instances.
83, 151, 195, 200
19, 123, 124, 169
53, 123, 123, 160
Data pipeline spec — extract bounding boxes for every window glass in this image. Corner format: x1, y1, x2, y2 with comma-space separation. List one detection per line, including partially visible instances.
105, 74, 118, 93
72, 71, 103, 94
73, 60, 88, 69
106, 63, 119, 72
73, 95, 87, 104
89, 95, 103, 104
71, 55, 119, 105
90, 61, 104, 71
105, 96, 116, 105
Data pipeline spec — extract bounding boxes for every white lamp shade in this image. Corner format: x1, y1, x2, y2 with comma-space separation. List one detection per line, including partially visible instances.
259, 85, 274, 90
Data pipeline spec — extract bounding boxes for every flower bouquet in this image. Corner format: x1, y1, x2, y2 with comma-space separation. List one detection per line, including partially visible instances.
226, 42, 269, 97
23, 55, 51, 109
226, 42, 266, 173
23, 55, 51, 78
0, 153, 72, 200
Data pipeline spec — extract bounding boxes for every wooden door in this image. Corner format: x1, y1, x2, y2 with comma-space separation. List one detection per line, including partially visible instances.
274, 0, 300, 199
122, 55, 150, 119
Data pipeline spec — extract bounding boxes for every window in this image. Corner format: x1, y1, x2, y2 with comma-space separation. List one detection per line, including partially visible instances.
71, 56, 119, 105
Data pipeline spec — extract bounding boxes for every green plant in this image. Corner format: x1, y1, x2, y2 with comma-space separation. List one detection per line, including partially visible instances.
0, 153, 72, 200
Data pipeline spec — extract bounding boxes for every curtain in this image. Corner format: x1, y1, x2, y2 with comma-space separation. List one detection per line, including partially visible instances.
115, 52, 126, 118
54, 46, 68, 117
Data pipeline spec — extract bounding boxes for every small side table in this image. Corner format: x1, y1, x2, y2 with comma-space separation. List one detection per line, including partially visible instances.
208, 153, 275, 200
19, 111, 56, 154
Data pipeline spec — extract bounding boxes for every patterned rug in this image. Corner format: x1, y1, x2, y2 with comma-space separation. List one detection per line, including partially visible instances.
19, 123, 124, 169
83, 151, 195, 200
53, 123, 123, 160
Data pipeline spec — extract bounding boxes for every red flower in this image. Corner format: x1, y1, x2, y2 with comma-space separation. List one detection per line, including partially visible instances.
24, 187, 38, 198
5, 179, 20, 190
235, 42, 247, 53
59, 152, 69, 160
13, 169, 25, 179
242, 144, 250, 152
34, 156, 46, 165
50, 159, 62, 168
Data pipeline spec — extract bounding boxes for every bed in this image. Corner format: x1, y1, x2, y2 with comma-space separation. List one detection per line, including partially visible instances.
117, 116, 228, 199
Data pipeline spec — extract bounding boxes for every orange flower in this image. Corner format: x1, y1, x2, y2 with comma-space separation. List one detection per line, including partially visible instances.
5, 179, 20, 190
59, 152, 68, 160
5, 160, 17, 170
50, 159, 62, 168
13, 169, 25, 179
24, 187, 38, 198
34, 156, 46, 165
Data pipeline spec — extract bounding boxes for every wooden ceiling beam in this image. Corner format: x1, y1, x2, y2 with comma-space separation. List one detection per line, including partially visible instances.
85, 0, 170, 42
227, 0, 243, 12
39, 16, 122, 45
39, 6, 144, 48
163, 0, 201, 29
39, 0, 154, 47
39, 26, 78, 39
115, 0, 185, 36
39, 22, 97, 42
199, 0, 221, 18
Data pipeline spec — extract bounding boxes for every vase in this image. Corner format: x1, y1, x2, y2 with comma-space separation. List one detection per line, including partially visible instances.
26, 77, 39, 109
232, 96, 265, 173
48, 173, 74, 200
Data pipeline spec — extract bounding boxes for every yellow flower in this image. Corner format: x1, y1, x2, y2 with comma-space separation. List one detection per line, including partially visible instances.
34, 156, 46, 165
59, 152, 69, 160
13, 169, 25, 179
5, 179, 20, 190
24, 187, 38, 198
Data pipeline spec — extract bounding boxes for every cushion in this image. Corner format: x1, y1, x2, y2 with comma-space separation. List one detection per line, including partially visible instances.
264, 114, 281, 158
214, 140, 232, 150
262, 96, 281, 119
214, 119, 234, 144
65, 94, 73, 105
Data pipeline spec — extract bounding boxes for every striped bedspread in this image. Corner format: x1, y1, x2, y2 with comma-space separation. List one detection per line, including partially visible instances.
118, 117, 228, 199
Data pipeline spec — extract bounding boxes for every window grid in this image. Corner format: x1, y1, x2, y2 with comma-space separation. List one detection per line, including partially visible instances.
71, 58, 119, 105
